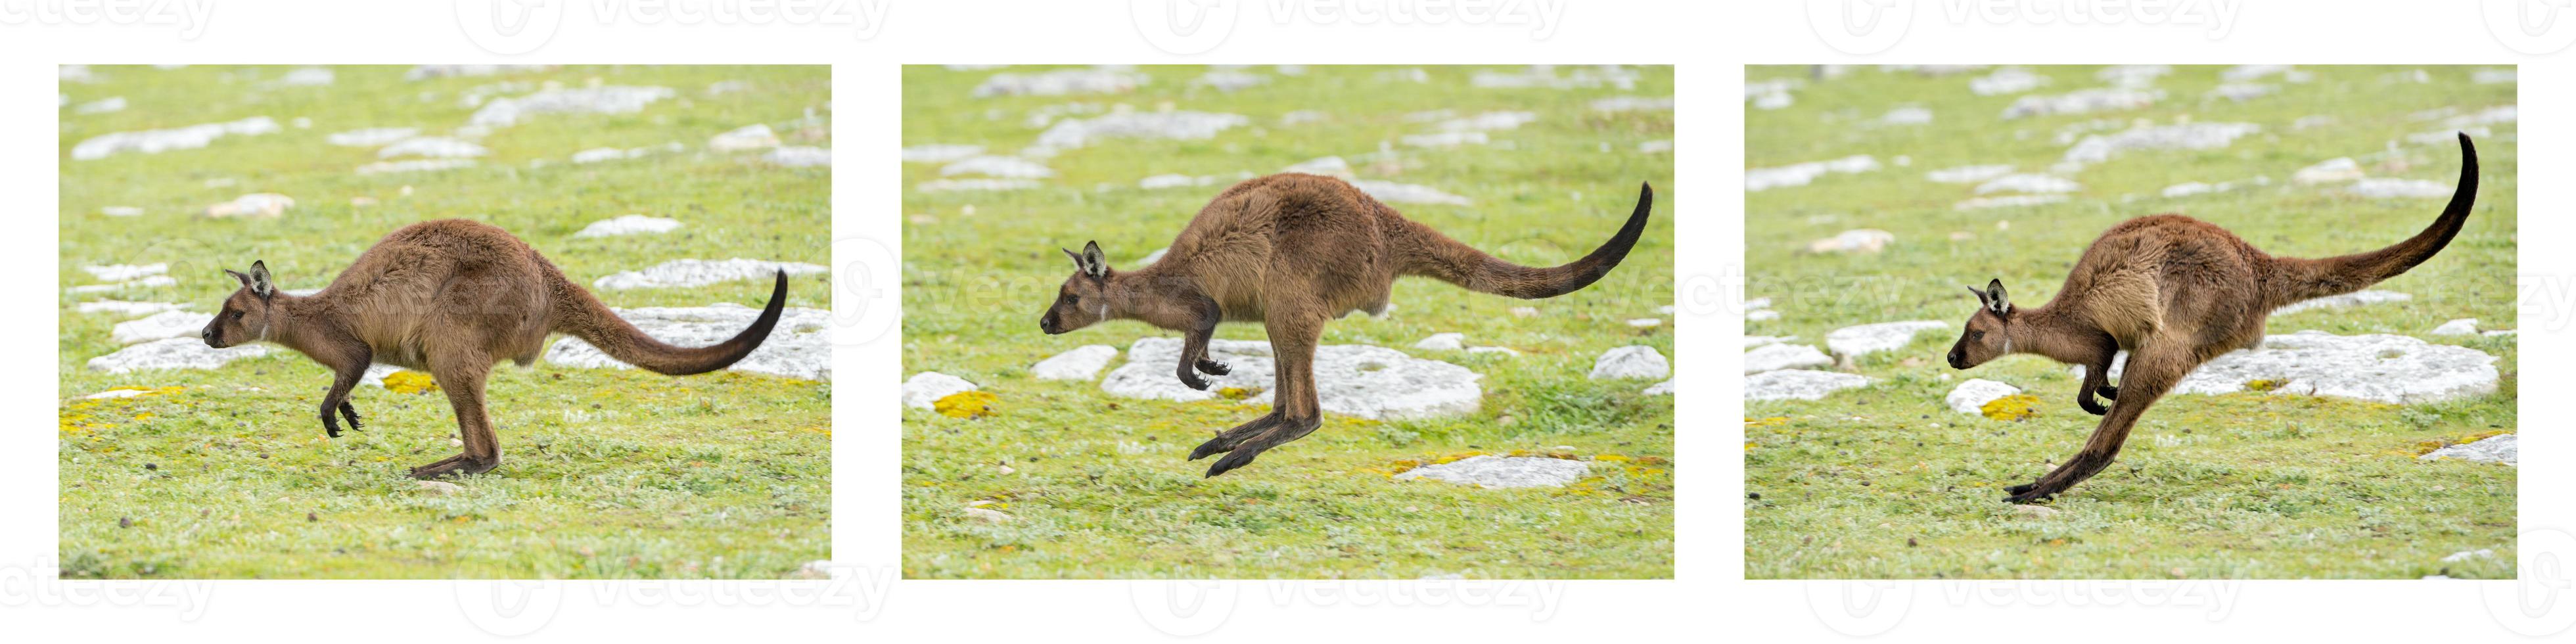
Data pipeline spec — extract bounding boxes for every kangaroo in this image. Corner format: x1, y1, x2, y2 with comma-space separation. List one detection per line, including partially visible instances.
198, 218, 789, 479
1947, 133, 2477, 503
1038, 173, 1655, 476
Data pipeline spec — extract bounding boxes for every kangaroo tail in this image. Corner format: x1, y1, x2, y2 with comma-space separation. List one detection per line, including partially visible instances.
2270, 133, 2477, 306
1398, 181, 1654, 299
545, 262, 789, 376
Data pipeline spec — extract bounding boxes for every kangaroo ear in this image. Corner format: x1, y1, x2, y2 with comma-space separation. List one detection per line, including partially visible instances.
247, 260, 275, 299
1966, 285, 1989, 306
1078, 241, 1109, 279
1062, 247, 1085, 271
1983, 279, 2010, 314
226, 269, 252, 288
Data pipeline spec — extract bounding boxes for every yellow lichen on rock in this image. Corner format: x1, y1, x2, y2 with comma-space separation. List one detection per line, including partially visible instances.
2244, 379, 2286, 392
934, 390, 999, 419
382, 371, 441, 394
1214, 386, 1254, 400
1981, 394, 2042, 421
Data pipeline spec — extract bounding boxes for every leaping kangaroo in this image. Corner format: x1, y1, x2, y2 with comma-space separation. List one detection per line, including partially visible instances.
1946, 133, 2478, 503
1039, 173, 1655, 476
200, 219, 788, 479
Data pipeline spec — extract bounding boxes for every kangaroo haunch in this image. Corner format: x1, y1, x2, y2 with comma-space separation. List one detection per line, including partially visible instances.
1040, 173, 1655, 477
1948, 133, 2479, 503
199, 219, 789, 479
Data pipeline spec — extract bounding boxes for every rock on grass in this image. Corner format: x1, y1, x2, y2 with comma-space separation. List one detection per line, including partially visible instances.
1945, 379, 2021, 414
1747, 369, 1868, 402
110, 310, 213, 345
1099, 337, 1481, 421
1393, 455, 1590, 488
2092, 331, 2498, 403
904, 372, 977, 409
591, 258, 827, 290
1589, 346, 1669, 380
89, 338, 268, 373
1825, 321, 1948, 357
2420, 434, 2516, 465
545, 304, 833, 380
1030, 345, 1116, 380
574, 215, 682, 238
1745, 343, 1829, 374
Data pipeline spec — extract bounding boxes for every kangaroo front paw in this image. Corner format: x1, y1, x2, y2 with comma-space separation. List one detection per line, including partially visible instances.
320, 412, 342, 438
2098, 386, 2118, 400
1177, 370, 1210, 390
2078, 393, 2109, 416
2002, 480, 2058, 504
1195, 359, 1231, 376
339, 402, 365, 432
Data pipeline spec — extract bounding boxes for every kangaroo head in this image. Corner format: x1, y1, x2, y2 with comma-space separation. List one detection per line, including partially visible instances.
1039, 241, 1114, 335
202, 260, 279, 348
1946, 279, 2014, 369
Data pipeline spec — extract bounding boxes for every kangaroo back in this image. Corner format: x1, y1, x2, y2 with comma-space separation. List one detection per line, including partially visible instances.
543, 258, 789, 375
1395, 182, 1655, 299
2267, 133, 2477, 307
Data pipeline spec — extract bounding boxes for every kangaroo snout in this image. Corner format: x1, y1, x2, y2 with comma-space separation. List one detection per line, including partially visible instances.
200, 325, 219, 348
1038, 314, 1063, 335
1946, 348, 1966, 369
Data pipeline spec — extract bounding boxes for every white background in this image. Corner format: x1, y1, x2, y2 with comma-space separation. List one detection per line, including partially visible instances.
2, 0, 2566, 639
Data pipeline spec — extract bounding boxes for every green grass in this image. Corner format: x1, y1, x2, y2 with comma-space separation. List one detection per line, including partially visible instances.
900, 65, 1674, 578
58, 65, 831, 579
1745, 65, 2517, 579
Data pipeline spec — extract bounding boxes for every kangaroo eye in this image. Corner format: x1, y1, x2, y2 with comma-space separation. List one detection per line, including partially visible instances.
1970, 331, 1985, 341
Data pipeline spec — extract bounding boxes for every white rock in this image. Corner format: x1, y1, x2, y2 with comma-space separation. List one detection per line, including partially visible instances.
765, 146, 831, 168
1806, 229, 1895, 254
1030, 345, 1118, 380
76, 300, 187, 317
403, 64, 553, 80
1945, 379, 2023, 414
1975, 174, 2081, 195
469, 86, 676, 127
70, 116, 281, 160
82, 263, 168, 281
916, 179, 1036, 193
1747, 155, 1879, 191
1283, 156, 1352, 177
971, 68, 1148, 97
356, 159, 476, 175
378, 137, 488, 159
415, 480, 463, 495
1098, 337, 1481, 421
101, 206, 144, 217
204, 193, 295, 218
1746, 369, 1870, 402
1592, 95, 1675, 112
1030, 111, 1247, 152
1641, 380, 1674, 396
2094, 331, 2498, 403
1467, 346, 1521, 356
1826, 320, 1950, 357
900, 144, 984, 163
1969, 68, 2046, 95
1745, 335, 1795, 349
65, 276, 176, 294
357, 363, 402, 388
574, 215, 682, 238
1626, 319, 1662, 328
1927, 164, 2015, 183
941, 155, 1053, 179
569, 142, 686, 164
2062, 122, 2261, 167
1394, 455, 1590, 488
1589, 346, 1670, 380
327, 127, 421, 147
708, 124, 781, 152
2206, 83, 2274, 102
962, 507, 1015, 524
83, 389, 156, 400
1350, 180, 1471, 206
902, 372, 978, 409
1414, 333, 1465, 351
1880, 106, 1933, 125
1745, 344, 1832, 374
110, 310, 214, 345
2293, 157, 2364, 185
2097, 64, 2169, 88
2420, 434, 2516, 466
1954, 195, 2067, 210
2347, 178, 2454, 198
74, 97, 127, 114
87, 337, 269, 373
2273, 290, 2410, 315
545, 304, 833, 380
2002, 89, 2160, 120
591, 258, 827, 290
1194, 70, 1266, 92
2012, 504, 2061, 518
2431, 319, 2479, 336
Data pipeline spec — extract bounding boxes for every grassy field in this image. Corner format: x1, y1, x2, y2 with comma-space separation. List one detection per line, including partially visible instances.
58, 65, 831, 579
901, 65, 1674, 578
1744, 65, 2517, 579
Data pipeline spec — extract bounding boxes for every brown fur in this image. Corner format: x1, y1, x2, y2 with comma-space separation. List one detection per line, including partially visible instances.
200, 219, 789, 478
1947, 134, 2478, 503
1040, 173, 1656, 476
